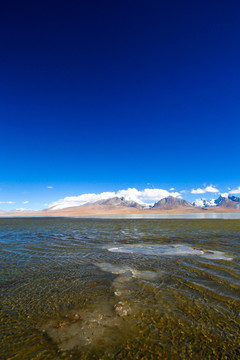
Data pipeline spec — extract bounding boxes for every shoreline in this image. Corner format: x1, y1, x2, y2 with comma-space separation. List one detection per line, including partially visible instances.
1, 211, 240, 219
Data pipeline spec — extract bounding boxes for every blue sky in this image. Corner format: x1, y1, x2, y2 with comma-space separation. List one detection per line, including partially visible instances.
1, 0, 240, 210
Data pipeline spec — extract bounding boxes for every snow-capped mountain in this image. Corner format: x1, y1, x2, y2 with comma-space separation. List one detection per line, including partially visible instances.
192, 198, 218, 207
193, 195, 240, 209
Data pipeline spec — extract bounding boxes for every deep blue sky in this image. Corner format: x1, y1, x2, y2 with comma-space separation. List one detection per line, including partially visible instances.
1, 0, 240, 209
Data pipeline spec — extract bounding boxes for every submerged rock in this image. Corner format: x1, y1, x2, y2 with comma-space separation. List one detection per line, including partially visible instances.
114, 301, 131, 317
65, 313, 82, 322
53, 321, 68, 329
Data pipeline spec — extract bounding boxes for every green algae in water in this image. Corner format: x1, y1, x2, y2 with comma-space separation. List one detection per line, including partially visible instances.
0, 218, 240, 359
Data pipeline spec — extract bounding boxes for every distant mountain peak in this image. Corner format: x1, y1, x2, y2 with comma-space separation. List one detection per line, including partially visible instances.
193, 195, 240, 209
216, 195, 240, 209
152, 196, 193, 210
93, 196, 145, 209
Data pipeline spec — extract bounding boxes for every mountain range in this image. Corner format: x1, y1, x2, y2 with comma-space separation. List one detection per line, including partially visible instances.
1, 195, 240, 216
44, 194, 240, 214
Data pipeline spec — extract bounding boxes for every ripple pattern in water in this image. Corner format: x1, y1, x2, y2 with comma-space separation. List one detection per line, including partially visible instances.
0, 218, 240, 359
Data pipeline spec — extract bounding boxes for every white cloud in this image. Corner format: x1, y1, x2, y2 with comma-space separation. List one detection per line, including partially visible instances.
22, 201, 29, 204
48, 191, 116, 210
47, 186, 53, 189
116, 188, 141, 201
191, 185, 219, 194
220, 193, 229, 198
191, 188, 206, 194
169, 187, 175, 191
48, 188, 181, 210
138, 188, 180, 201
0, 201, 15, 204
205, 186, 219, 193
229, 186, 240, 194
11, 208, 35, 212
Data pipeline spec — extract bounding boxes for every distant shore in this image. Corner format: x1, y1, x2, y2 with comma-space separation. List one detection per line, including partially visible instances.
1, 207, 240, 217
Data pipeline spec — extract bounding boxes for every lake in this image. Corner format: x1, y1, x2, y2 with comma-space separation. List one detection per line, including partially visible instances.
0, 217, 240, 359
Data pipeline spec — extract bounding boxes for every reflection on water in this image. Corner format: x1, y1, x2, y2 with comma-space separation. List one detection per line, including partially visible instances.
0, 218, 240, 359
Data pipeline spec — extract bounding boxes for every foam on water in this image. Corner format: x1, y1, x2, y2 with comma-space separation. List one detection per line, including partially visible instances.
107, 244, 232, 260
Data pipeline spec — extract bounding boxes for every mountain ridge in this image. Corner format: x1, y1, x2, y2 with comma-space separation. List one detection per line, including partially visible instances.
44, 194, 240, 212
1, 195, 240, 215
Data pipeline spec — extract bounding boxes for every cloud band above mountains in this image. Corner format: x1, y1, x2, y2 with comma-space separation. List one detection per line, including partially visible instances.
0, 201, 15, 204
229, 186, 240, 194
191, 186, 219, 194
48, 188, 181, 210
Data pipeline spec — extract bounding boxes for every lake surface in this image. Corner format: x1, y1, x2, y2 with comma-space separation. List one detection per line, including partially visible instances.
0, 218, 240, 359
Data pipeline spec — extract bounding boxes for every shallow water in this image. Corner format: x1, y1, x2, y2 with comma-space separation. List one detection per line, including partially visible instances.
0, 218, 240, 359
